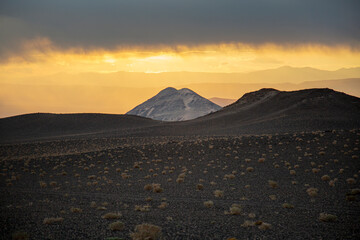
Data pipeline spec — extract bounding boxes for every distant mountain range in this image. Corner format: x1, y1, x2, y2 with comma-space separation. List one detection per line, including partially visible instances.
1, 88, 359, 142
209, 97, 236, 107
126, 87, 221, 121
1, 66, 360, 118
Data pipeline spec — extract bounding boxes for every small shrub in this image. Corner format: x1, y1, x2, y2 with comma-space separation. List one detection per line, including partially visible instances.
158, 202, 168, 209
321, 175, 331, 181
246, 167, 254, 172
214, 190, 224, 198
268, 180, 278, 188
196, 184, 204, 190
282, 203, 294, 209
319, 213, 337, 222
228, 204, 242, 215
346, 178, 356, 184
269, 195, 277, 201
306, 187, 318, 197
258, 222, 272, 230
241, 220, 255, 227
70, 207, 82, 213
144, 184, 153, 191
130, 223, 162, 240
12, 231, 29, 240
109, 221, 124, 231
152, 184, 163, 193
43, 217, 64, 224
39, 181, 47, 188
102, 213, 121, 219
203, 200, 214, 208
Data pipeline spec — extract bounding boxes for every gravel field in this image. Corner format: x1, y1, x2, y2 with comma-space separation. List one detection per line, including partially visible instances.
1, 129, 359, 239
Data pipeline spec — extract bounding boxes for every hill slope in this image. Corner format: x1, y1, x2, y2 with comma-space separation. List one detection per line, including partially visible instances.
126, 87, 222, 121
176, 88, 360, 134
0, 113, 160, 142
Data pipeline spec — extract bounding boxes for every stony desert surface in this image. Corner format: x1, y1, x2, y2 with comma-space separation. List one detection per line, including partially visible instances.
1, 129, 359, 239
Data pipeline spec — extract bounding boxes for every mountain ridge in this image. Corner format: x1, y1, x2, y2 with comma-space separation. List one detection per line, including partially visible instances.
1, 88, 359, 142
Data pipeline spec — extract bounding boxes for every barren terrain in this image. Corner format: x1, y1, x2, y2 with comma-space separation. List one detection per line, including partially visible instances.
1, 129, 359, 239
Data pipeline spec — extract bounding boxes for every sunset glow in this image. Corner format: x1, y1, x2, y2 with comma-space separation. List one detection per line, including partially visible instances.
1, 0, 359, 118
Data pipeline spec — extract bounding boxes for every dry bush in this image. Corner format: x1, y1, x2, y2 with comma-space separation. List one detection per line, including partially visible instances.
109, 221, 124, 231
289, 170, 296, 175
214, 190, 224, 198
246, 167, 254, 172
312, 168, 320, 173
97, 206, 107, 211
282, 203, 294, 209
346, 195, 356, 201
306, 187, 318, 197
321, 175, 331, 181
196, 184, 204, 190
39, 181, 47, 188
102, 212, 121, 219
224, 174, 235, 180
152, 184, 163, 193
203, 200, 214, 208
176, 177, 184, 183
241, 220, 255, 227
43, 217, 64, 224
12, 231, 29, 240
258, 158, 265, 163
228, 204, 242, 215
268, 180, 278, 188
144, 184, 153, 191
49, 181, 57, 187
90, 201, 96, 208
351, 188, 360, 195
319, 213, 337, 222
130, 223, 162, 240
258, 222, 272, 230
158, 202, 168, 209
135, 205, 151, 212
70, 207, 82, 213
346, 178, 356, 184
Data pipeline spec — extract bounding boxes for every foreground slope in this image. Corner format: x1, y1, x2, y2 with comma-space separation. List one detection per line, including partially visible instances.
0, 113, 160, 142
126, 87, 222, 121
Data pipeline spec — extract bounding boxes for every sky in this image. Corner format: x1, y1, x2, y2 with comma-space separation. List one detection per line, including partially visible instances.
0, 0, 360, 117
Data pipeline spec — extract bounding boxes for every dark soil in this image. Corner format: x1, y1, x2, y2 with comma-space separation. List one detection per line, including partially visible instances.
1, 129, 359, 239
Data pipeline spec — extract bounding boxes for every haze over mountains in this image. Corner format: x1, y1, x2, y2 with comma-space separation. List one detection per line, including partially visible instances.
1, 88, 359, 142
1, 66, 360, 118
126, 87, 221, 121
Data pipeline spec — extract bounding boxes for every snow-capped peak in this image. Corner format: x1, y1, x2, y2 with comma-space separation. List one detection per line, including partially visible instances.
126, 87, 222, 121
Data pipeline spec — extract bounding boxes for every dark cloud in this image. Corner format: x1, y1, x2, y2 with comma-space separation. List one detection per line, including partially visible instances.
1, 0, 359, 59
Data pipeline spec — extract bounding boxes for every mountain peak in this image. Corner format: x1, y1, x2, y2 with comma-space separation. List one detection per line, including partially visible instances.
127, 87, 221, 121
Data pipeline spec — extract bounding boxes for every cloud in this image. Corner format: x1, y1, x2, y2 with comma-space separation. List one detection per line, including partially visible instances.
0, 0, 359, 60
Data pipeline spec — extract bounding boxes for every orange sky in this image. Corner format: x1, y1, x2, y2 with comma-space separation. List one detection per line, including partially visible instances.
1, 40, 360, 118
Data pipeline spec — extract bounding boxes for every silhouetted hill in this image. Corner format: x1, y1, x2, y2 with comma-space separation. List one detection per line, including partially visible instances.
176, 88, 360, 135
1, 88, 359, 142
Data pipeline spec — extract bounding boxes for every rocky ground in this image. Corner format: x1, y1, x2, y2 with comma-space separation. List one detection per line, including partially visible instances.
0, 129, 359, 239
